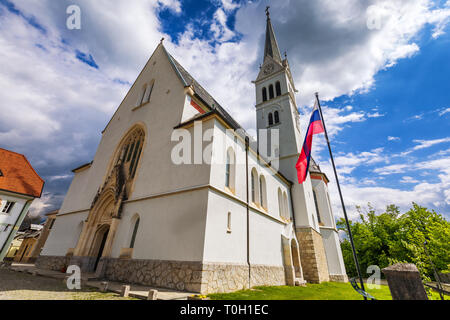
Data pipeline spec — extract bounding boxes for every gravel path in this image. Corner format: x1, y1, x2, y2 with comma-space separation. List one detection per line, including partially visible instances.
0, 268, 136, 300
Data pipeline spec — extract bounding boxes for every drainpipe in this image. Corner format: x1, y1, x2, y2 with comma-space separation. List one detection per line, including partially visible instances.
0, 199, 32, 261
245, 136, 251, 289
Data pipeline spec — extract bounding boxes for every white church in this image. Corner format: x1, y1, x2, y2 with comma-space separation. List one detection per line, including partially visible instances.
37, 11, 347, 293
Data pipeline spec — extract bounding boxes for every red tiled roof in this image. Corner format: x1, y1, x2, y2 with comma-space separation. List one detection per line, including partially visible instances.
0, 148, 44, 198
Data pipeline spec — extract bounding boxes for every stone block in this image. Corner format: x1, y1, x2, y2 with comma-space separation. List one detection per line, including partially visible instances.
100, 281, 109, 292
148, 289, 158, 300
382, 263, 428, 300
121, 285, 130, 297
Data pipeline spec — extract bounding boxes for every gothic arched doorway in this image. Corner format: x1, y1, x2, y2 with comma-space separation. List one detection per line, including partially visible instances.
90, 224, 110, 271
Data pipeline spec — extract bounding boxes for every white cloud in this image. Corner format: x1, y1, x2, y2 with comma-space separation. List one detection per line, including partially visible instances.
221, 0, 240, 12
210, 8, 236, 41
401, 137, 450, 155
158, 0, 182, 13
388, 136, 400, 141
367, 112, 385, 118
1, 0, 450, 216
325, 159, 450, 219
333, 147, 387, 175
374, 164, 409, 175
400, 176, 419, 184
439, 107, 450, 116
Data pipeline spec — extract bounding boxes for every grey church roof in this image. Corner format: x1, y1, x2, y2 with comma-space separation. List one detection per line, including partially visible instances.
164, 46, 297, 184
264, 13, 283, 63
309, 157, 322, 173
166, 49, 243, 131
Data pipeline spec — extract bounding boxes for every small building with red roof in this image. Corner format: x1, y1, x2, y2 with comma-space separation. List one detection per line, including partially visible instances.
0, 148, 45, 262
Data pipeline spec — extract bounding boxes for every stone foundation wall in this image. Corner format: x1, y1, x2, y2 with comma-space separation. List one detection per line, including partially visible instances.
296, 227, 330, 283
104, 259, 285, 294
329, 274, 348, 283
201, 263, 285, 294
104, 258, 204, 292
35, 255, 70, 271
35, 256, 286, 294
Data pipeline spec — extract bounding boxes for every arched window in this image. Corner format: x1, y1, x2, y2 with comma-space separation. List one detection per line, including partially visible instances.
278, 188, 283, 217
276, 81, 282, 96
274, 111, 280, 124
144, 82, 154, 104
313, 190, 322, 224
137, 82, 154, 107
262, 87, 267, 102
117, 127, 145, 178
227, 212, 232, 233
137, 84, 147, 106
251, 169, 259, 204
283, 192, 289, 219
269, 84, 274, 99
225, 148, 235, 191
130, 216, 140, 249
259, 175, 267, 209
268, 113, 274, 126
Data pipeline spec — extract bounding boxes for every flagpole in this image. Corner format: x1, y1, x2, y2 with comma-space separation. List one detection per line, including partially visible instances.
314, 92, 367, 298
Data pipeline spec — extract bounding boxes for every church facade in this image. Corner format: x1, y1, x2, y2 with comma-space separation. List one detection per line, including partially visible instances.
37, 12, 347, 294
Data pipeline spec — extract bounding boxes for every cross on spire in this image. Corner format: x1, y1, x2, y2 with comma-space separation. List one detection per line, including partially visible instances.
265, 6, 270, 18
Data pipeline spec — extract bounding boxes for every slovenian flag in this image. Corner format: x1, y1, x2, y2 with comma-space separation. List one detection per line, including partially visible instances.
295, 99, 325, 184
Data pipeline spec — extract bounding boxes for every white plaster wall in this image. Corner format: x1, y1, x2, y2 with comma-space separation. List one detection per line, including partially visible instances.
41, 212, 87, 257
249, 209, 285, 266
202, 190, 247, 264
0, 193, 28, 249
311, 179, 335, 228
321, 228, 347, 276
58, 44, 211, 216
58, 168, 91, 215
110, 188, 209, 262
280, 156, 320, 232
208, 120, 292, 221
202, 190, 285, 267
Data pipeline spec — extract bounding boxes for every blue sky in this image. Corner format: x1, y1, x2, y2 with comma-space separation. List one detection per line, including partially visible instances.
0, 0, 449, 220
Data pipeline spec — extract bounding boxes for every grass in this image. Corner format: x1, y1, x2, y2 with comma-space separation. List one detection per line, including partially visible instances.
209, 282, 449, 300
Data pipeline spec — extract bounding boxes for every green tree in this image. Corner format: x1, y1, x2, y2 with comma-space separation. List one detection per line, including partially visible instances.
337, 203, 450, 281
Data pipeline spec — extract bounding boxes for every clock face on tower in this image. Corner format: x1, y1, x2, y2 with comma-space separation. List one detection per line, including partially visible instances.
263, 63, 274, 75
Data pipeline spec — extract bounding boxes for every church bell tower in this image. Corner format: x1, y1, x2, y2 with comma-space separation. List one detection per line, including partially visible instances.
254, 9, 331, 283
254, 7, 330, 282
254, 8, 319, 231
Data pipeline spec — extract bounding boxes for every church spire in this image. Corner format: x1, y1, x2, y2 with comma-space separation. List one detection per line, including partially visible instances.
264, 6, 282, 64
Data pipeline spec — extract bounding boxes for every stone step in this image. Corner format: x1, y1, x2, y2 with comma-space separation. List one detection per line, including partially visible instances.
294, 278, 307, 287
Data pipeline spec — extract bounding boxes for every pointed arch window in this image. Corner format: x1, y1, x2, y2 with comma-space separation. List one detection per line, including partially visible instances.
276, 81, 281, 96
130, 216, 140, 249
274, 111, 280, 124
268, 113, 274, 126
262, 87, 268, 102
117, 127, 145, 179
227, 212, 232, 233
251, 169, 259, 204
137, 81, 154, 107
283, 192, 289, 219
313, 190, 322, 224
259, 175, 267, 209
225, 148, 236, 191
278, 188, 283, 217
269, 84, 274, 99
